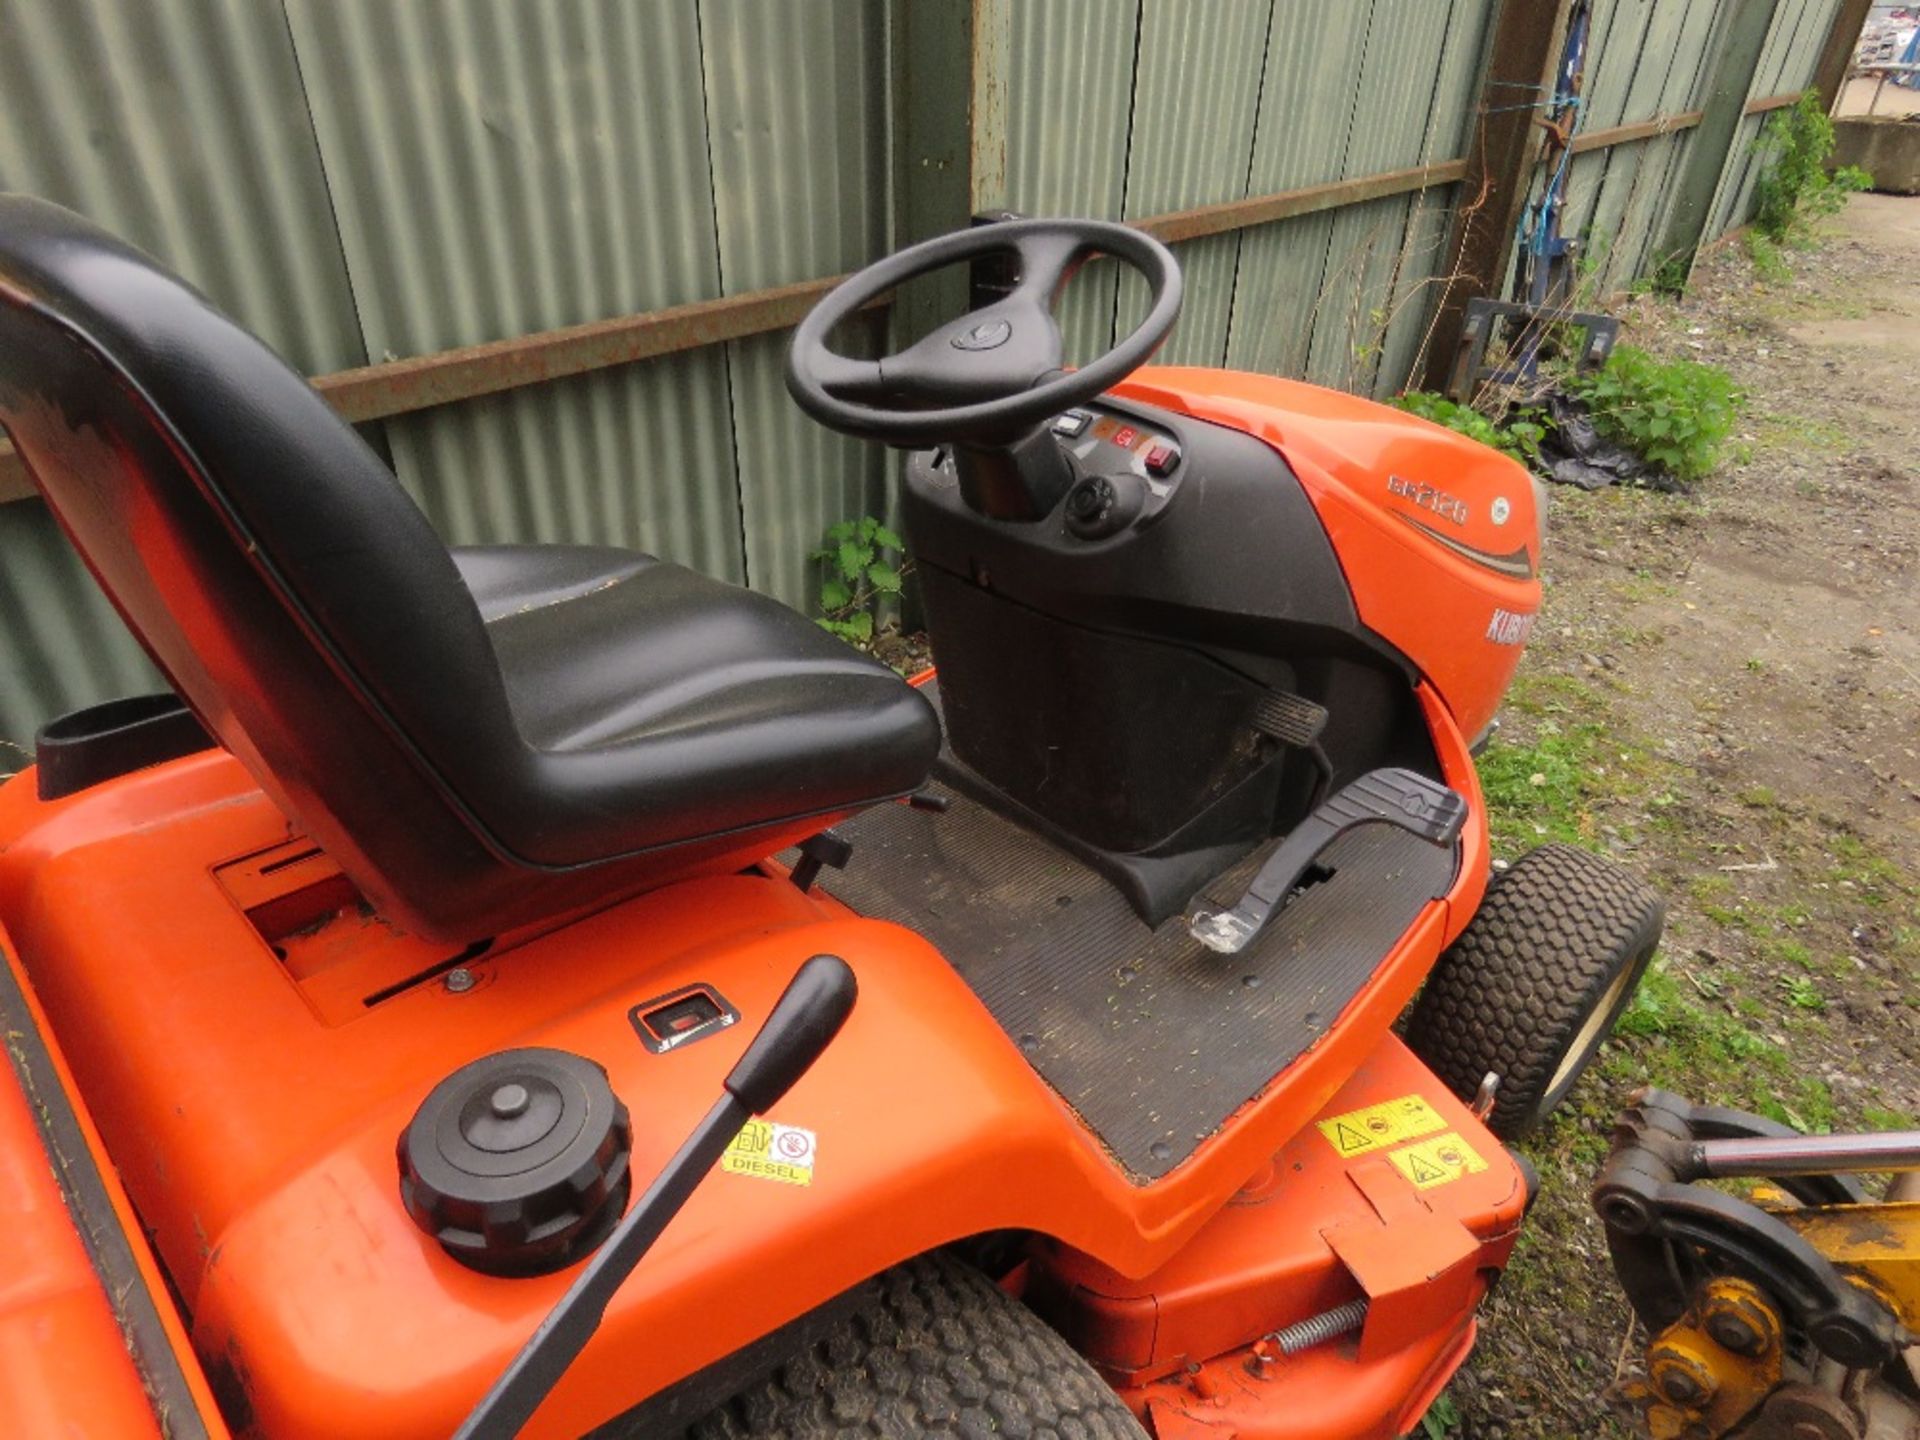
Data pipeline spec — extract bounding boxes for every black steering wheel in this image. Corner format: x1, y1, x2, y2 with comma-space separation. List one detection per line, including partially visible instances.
787, 218, 1182, 448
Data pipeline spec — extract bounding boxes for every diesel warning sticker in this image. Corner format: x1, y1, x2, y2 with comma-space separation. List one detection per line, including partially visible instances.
1388, 1131, 1489, 1191
1318, 1094, 1449, 1158
722, 1120, 817, 1187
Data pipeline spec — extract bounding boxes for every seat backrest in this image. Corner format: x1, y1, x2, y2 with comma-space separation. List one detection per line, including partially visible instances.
0, 196, 523, 933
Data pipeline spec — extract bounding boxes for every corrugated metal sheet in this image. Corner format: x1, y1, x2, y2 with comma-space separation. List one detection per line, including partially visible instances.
1703, 0, 1843, 241
1567, 0, 1724, 291
701, 0, 891, 609
1305, 0, 1490, 391
1228, 0, 1384, 380
280, 0, 747, 581
0, 0, 372, 743
1112, 0, 1274, 366
1004, 0, 1138, 366
0, 0, 1850, 745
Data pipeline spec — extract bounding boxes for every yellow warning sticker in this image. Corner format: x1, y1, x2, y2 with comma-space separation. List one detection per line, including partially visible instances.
1388, 1131, 1489, 1191
1318, 1094, 1449, 1158
721, 1119, 817, 1187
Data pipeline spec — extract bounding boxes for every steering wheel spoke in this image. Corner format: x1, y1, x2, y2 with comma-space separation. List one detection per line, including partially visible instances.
1010, 231, 1092, 303
814, 352, 889, 403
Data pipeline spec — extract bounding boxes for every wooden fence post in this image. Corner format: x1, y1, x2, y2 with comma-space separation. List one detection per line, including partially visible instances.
1811, 0, 1873, 112
887, 0, 1009, 347
1420, 0, 1575, 394
1650, 0, 1785, 286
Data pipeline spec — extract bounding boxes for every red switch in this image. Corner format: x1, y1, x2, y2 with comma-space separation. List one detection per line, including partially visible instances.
1145, 444, 1178, 476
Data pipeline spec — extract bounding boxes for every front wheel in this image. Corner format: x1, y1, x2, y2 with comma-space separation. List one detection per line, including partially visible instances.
687, 1253, 1149, 1439
1403, 843, 1665, 1139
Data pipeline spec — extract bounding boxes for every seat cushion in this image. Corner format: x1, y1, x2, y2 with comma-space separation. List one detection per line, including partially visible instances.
450, 546, 940, 866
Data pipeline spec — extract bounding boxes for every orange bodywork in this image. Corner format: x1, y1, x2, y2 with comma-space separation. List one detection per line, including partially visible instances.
0, 673, 1497, 1439
1116, 368, 1544, 746
0, 366, 1541, 1439
0, 925, 231, 1440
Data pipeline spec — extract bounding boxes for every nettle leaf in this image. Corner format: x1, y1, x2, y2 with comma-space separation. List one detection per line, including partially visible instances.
837, 540, 872, 578
871, 523, 906, 553
820, 577, 852, 610
844, 610, 874, 642
824, 520, 856, 544
867, 562, 903, 594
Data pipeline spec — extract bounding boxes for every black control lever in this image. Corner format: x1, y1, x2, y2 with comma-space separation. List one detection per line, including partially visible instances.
1186, 768, 1466, 956
454, 955, 859, 1440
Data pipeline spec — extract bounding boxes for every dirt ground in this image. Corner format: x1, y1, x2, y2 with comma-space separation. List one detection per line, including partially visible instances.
1447, 194, 1920, 1437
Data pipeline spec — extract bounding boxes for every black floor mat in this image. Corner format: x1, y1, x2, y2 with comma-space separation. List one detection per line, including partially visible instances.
818, 785, 1458, 1180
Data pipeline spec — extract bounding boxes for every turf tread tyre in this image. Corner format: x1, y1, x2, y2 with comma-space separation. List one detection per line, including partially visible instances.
688, 1253, 1147, 1439
1405, 842, 1664, 1139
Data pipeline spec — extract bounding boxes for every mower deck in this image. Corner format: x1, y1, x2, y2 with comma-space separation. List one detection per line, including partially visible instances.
817, 783, 1458, 1179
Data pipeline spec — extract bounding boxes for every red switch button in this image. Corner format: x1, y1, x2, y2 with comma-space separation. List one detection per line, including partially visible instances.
1145, 444, 1178, 476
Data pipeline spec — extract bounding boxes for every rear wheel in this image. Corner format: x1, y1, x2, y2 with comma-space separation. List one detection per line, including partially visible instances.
689, 1253, 1148, 1439
1404, 843, 1664, 1139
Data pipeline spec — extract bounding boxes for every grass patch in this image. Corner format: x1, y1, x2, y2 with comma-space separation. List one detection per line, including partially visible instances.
1475, 675, 1672, 856
1603, 957, 1838, 1132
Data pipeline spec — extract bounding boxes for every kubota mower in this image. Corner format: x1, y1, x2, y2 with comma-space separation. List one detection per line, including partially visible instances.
0, 198, 1666, 1439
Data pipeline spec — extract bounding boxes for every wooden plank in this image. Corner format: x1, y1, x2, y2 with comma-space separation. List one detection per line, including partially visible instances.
1743, 90, 1804, 115
1812, 0, 1876, 110
1568, 109, 1706, 154
1421, 0, 1578, 391
1134, 160, 1469, 246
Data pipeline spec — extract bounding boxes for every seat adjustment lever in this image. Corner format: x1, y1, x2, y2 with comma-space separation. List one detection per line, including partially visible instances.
1186, 767, 1466, 955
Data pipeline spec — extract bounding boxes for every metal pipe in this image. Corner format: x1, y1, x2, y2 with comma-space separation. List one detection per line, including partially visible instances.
1694, 1131, 1920, 1179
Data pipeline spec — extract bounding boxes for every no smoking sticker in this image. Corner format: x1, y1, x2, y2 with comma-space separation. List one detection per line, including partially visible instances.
1387, 1131, 1488, 1191
722, 1120, 817, 1187
1317, 1094, 1448, 1158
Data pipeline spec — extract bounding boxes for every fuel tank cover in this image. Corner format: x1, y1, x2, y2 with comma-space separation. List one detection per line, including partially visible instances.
398, 1047, 632, 1277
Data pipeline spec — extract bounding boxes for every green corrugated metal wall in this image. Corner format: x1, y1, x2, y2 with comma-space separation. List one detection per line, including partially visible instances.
0, 0, 1847, 748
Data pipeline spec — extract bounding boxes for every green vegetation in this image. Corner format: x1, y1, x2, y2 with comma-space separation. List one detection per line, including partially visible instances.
1388, 391, 1542, 467
1743, 229, 1793, 284
1473, 674, 1668, 856
1565, 345, 1742, 485
1420, 1393, 1461, 1438
1753, 91, 1871, 244
1605, 958, 1839, 1134
812, 514, 907, 647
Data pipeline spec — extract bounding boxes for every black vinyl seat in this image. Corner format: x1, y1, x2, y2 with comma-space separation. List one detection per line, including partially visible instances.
0, 196, 938, 940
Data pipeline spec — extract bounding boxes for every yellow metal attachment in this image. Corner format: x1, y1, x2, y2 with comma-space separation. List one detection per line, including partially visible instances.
1780, 1199, 1920, 1331
1628, 1278, 1785, 1440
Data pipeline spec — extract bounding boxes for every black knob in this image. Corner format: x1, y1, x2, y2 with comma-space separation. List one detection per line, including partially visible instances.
398, 1048, 632, 1278
1065, 473, 1144, 539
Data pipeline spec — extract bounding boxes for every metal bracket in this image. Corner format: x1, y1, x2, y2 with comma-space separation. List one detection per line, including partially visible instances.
1445, 295, 1620, 401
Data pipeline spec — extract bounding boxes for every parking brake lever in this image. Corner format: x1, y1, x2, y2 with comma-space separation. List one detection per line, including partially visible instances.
1186, 768, 1466, 956
455, 954, 858, 1440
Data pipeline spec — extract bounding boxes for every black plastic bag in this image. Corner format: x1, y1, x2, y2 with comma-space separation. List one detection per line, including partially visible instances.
1536, 392, 1686, 494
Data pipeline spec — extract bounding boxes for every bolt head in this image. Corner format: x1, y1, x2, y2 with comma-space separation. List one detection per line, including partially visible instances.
444, 967, 477, 994
1706, 1312, 1763, 1355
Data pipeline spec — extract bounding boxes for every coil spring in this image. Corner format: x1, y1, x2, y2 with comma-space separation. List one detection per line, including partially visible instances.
1270, 1298, 1370, 1356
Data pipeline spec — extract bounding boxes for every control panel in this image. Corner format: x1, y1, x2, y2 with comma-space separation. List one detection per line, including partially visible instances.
1049, 403, 1186, 540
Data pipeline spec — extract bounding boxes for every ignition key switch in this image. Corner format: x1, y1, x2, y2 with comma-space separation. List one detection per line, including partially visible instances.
1064, 472, 1144, 540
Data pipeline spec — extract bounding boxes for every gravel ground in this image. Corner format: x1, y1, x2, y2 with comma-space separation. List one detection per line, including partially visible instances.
1446, 195, 1920, 1437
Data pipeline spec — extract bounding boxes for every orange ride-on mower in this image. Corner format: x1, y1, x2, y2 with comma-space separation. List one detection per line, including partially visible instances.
0, 198, 1665, 1440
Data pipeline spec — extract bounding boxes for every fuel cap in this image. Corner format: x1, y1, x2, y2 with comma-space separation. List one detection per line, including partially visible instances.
398, 1047, 631, 1278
